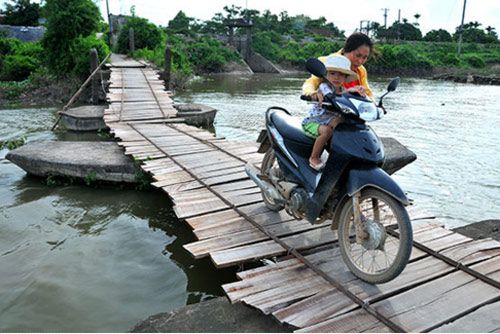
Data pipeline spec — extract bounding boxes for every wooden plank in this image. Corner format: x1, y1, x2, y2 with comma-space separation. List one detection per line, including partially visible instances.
297, 308, 390, 333
185, 219, 322, 259
440, 238, 500, 262
211, 226, 336, 267
242, 275, 332, 314
421, 231, 473, 252
185, 209, 242, 230
236, 258, 301, 280
370, 263, 500, 332
193, 211, 295, 240
160, 180, 204, 194
273, 290, 357, 329
432, 301, 500, 333
174, 197, 230, 219
151, 171, 194, 187
413, 226, 454, 243
224, 262, 310, 302
203, 170, 249, 186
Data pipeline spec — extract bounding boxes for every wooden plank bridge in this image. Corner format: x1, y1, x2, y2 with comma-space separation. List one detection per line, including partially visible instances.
104, 55, 500, 332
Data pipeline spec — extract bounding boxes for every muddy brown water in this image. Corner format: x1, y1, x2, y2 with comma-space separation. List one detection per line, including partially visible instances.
0, 74, 498, 331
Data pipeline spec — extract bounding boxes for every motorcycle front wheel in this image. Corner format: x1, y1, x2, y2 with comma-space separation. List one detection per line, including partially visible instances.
338, 188, 413, 284
260, 149, 285, 211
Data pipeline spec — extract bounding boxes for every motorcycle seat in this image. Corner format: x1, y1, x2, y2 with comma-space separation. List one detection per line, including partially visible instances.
270, 110, 315, 145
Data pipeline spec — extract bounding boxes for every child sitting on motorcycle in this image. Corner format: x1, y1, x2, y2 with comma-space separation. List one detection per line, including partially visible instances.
302, 55, 358, 171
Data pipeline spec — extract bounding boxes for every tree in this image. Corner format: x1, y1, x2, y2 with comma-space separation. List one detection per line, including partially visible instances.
423, 29, 452, 42
115, 16, 162, 53
386, 20, 422, 40
454, 22, 498, 43
41, 0, 102, 75
1, 0, 40, 26
413, 14, 421, 26
485, 26, 498, 41
168, 11, 193, 35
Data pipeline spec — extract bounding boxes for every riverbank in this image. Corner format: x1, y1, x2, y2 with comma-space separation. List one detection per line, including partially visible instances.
2, 62, 499, 109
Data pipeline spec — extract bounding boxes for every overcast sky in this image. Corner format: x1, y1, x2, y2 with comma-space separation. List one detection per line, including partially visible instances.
93, 0, 499, 35
1, 0, 499, 35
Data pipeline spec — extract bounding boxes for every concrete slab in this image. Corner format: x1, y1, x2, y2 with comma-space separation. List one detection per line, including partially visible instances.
130, 297, 292, 333
60, 105, 107, 131
6, 141, 138, 183
174, 103, 217, 128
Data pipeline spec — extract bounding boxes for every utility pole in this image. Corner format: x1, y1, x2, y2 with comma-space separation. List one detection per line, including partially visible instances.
360, 20, 371, 36
457, 0, 467, 55
106, 0, 112, 46
381, 8, 389, 28
397, 9, 401, 40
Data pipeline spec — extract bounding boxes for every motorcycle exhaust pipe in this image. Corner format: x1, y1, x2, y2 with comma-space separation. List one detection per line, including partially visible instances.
245, 163, 285, 203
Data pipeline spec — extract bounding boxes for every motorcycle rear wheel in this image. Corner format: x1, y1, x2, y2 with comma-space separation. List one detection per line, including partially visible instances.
260, 149, 285, 211
338, 188, 413, 284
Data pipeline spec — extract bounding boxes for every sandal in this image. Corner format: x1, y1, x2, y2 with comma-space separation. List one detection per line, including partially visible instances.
309, 158, 325, 171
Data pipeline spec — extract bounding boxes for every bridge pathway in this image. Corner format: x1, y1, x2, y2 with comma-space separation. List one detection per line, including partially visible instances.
104, 54, 500, 332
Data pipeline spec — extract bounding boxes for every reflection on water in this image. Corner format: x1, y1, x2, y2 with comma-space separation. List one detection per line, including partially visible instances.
0, 108, 236, 332
177, 74, 500, 228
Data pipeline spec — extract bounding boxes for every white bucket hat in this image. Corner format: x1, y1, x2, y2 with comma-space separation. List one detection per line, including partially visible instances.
322, 55, 358, 83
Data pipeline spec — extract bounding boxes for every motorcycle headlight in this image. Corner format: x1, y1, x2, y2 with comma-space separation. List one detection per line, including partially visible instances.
350, 100, 381, 121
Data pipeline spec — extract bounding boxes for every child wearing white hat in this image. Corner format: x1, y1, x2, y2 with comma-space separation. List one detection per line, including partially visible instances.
302, 55, 358, 171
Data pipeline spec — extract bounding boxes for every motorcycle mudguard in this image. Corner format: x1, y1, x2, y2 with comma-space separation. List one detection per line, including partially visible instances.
346, 167, 409, 205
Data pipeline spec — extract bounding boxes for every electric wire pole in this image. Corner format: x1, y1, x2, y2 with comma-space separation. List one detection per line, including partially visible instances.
457, 0, 467, 55
381, 8, 389, 28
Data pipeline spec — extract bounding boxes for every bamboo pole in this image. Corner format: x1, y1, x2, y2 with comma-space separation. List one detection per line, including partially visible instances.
51, 51, 111, 131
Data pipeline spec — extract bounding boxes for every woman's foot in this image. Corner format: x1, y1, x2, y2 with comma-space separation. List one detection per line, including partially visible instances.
309, 157, 325, 171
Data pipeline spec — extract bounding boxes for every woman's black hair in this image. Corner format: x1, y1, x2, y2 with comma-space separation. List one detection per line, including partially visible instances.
343, 32, 373, 53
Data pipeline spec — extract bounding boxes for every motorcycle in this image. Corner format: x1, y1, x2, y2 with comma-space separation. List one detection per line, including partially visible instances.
245, 58, 413, 283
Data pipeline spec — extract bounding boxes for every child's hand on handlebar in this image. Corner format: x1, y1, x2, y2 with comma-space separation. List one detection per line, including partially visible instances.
346, 86, 366, 97
312, 91, 324, 106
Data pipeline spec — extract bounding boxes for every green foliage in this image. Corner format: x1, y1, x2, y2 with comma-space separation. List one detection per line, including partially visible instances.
424, 29, 452, 42
168, 11, 193, 35
186, 38, 240, 72
133, 30, 241, 75
84, 171, 97, 186
0, 37, 20, 55
0, 54, 38, 80
252, 31, 342, 65
0, 79, 28, 100
0, 37, 44, 80
42, 0, 101, 75
115, 16, 162, 54
384, 22, 423, 41
462, 54, 485, 68
442, 53, 460, 66
134, 168, 153, 191
70, 35, 110, 77
1, 0, 40, 26
0, 136, 26, 150
367, 44, 432, 73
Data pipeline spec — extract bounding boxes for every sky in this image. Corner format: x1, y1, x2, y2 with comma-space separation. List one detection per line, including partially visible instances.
0, 0, 498, 36
92, 0, 500, 35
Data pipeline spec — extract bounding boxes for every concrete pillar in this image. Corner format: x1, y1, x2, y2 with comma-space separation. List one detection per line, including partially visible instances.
90, 48, 99, 105
164, 46, 172, 90
129, 27, 135, 53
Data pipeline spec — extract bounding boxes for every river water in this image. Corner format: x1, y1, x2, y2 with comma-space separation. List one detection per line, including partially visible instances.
1, 74, 499, 331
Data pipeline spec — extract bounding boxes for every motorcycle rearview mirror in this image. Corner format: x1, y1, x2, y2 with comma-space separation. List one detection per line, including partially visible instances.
305, 58, 326, 78
387, 77, 400, 92
378, 77, 401, 108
